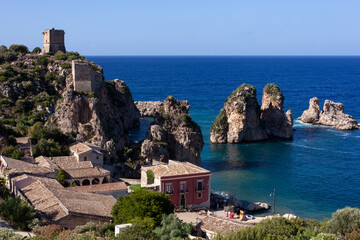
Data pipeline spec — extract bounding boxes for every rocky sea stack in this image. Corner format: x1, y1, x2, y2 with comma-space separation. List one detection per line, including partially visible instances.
299, 98, 359, 130
210, 83, 293, 144
141, 96, 203, 165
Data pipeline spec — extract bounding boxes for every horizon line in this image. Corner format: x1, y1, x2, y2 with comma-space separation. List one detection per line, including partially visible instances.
83, 54, 360, 57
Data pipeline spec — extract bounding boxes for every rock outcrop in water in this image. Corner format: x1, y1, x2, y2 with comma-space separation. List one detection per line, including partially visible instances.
210, 83, 293, 143
260, 84, 293, 139
298, 97, 320, 123
141, 96, 203, 165
135, 101, 163, 117
299, 98, 358, 130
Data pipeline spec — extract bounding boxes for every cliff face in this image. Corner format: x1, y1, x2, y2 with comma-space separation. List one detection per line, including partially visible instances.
210, 83, 293, 144
260, 84, 293, 139
141, 96, 203, 165
51, 78, 140, 155
299, 98, 358, 130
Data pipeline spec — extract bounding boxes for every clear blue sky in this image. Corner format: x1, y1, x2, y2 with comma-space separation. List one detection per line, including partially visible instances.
1, 0, 359, 55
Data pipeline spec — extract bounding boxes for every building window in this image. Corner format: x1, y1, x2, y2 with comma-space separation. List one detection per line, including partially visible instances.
197, 180, 204, 191
84, 157, 87, 161
180, 182, 186, 193
96, 156, 99, 159
166, 184, 172, 194
198, 192, 202, 198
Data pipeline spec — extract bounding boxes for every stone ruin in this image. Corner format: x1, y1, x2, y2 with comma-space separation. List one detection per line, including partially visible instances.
42, 28, 66, 54
72, 60, 102, 93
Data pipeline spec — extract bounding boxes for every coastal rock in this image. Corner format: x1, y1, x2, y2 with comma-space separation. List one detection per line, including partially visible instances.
135, 101, 164, 117
260, 84, 293, 139
282, 213, 298, 220
210, 83, 293, 144
319, 100, 359, 130
298, 97, 320, 123
141, 96, 203, 165
246, 202, 270, 212
210, 83, 267, 143
51, 76, 140, 156
0, 135, 8, 151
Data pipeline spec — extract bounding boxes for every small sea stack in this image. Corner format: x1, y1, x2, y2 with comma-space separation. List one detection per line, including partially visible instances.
299, 98, 359, 130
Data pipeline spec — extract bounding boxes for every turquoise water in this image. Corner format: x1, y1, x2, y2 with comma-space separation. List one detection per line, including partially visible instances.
87, 56, 360, 220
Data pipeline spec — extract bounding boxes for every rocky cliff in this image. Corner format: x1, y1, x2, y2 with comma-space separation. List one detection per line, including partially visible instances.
141, 96, 203, 165
260, 84, 293, 139
210, 83, 293, 143
135, 101, 163, 117
299, 98, 358, 130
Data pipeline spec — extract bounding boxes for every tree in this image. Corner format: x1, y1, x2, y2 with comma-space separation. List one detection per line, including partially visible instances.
9, 44, 28, 54
115, 224, 158, 240
111, 189, 174, 226
2, 146, 24, 160
154, 214, 194, 240
326, 207, 360, 235
147, 170, 155, 184
57, 168, 69, 187
0, 197, 35, 230
32, 47, 41, 54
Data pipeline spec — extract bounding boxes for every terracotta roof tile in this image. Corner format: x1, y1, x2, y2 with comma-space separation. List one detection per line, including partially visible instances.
69, 182, 128, 193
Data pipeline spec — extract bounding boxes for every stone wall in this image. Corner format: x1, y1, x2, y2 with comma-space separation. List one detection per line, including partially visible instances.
42, 28, 66, 53
72, 61, 102, 93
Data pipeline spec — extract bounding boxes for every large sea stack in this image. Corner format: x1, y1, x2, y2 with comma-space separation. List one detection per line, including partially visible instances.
260, 84, 293, 139
210, 83, 267, 143
141, 96, 204, 165
210, 83, 293, 143
299, 98, 358, 130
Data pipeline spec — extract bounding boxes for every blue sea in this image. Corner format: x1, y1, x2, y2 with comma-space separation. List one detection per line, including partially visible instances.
87, 56, 360, 220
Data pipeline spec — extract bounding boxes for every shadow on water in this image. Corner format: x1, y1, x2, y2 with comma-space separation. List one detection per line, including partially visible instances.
128, 117, 154, 142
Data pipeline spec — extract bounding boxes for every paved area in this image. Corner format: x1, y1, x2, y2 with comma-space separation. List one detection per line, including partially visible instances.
176, 212, 207, 225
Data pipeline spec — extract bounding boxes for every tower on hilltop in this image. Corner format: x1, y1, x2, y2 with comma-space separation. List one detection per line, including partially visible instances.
42, 28, 66, 54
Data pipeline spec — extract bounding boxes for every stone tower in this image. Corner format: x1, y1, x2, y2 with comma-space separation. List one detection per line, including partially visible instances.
42, 28, 66, 53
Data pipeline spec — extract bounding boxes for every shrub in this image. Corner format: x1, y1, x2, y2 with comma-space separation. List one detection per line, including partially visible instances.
32, 138, 69, 158
210, 108, 228, 133
0, 227, 23, 240
37, 56, 49, 66
264, 83, 284, 100
111, 189, 174, 226
116, 224, 158, 240
2, 146, 23, 160
0, 197, 36, 230
326, 207, 360, 235
0, 178, 10, 199
54, 51, 67, 60
146, 170, 155, 184
60, 63, 71, 69
57, 168, 69, 187
9, 44, 28, 54
154, 213, 194, 239
33, 224, 64, 240
0, 51, 17, 64
32, 47, 41, 54
7, 135, 17, 146
0, 45, 7, 53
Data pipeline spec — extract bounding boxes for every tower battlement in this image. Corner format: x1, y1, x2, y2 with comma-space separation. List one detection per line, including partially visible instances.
42, 28, 66, 54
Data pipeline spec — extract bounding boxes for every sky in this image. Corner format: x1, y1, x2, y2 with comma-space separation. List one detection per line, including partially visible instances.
1, 0, 359, 55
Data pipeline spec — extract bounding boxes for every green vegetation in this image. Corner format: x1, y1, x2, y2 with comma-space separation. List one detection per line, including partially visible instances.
54, 51, 85, 61
57, 168, 69, 187
29, 122, 73, 157
116, 223, 158, 240
155, 141, 168, 147
264, 83, 284, 100
326, 207, 360, 236
2, 145, 23, 160
9, 44, 29, 54
0, 178, 10, 199
154, 213, 195, 239
37, 56, 49, 66
129, 184, 141, 191
0, 227, 23, 240
74, 90, 96, 99
0, 197, 36, 230
210, 108, 228, 133
229, 83, 257, 101
32, 47, 41, 54
147, 170, 155, 184
111, 189, 174, 226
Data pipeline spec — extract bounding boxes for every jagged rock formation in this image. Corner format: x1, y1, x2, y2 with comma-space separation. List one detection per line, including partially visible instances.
299, 98, 358, 130
298, 97, 320, 123
135, 101, 163, 117
210, 83, 293, 144
51, 78, 140, 154
260, 84, 293, 139
141, 96, 203, 165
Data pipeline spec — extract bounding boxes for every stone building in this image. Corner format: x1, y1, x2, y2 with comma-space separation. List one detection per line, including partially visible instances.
42, 28, 66, 54
70, 142, 104, 166
72, 60, 102, 93
141, 160, 211, 209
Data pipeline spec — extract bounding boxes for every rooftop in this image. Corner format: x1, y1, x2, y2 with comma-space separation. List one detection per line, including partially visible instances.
70, 143, 102, 155
69, 182, 128, 193
142, 160, 210, 178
